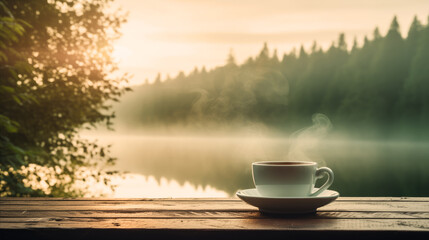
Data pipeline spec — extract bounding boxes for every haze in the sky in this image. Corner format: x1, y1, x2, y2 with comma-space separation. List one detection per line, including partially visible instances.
111, 0, 429, 86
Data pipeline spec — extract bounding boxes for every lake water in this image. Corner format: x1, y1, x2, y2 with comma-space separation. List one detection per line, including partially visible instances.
87, 134, 429, 198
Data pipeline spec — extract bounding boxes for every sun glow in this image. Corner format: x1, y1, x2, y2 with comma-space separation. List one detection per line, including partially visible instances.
112, 44, 132, 63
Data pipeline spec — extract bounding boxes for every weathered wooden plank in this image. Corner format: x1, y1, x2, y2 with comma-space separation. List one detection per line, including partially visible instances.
2, 198, 429, 207
1, 197, 429, 202
3, 199, 429, 206
0, 200, 240, 205
335, 197, 429, 202
0, 198, 239, 202
1, 201, 428, 212
1, 210, 429, 219
0, 218, 428, 231
1, 198, 428, 239
2, 229, 428, 240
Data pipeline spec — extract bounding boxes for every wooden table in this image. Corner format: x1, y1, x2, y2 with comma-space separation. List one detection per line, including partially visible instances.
1, 197, 428, 239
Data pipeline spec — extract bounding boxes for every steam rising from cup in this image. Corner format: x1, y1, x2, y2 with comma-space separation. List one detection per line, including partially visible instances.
287, 113, 332, 165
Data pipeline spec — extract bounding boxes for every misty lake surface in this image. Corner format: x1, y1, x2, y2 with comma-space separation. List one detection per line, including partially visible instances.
87, 134, 429, 197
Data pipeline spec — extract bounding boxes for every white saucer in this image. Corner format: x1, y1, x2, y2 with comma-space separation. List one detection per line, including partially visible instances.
236, 188, 339, 214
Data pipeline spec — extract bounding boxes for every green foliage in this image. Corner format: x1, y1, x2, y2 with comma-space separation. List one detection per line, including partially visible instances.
116, 15, 429, 140
0, 0, 129, 197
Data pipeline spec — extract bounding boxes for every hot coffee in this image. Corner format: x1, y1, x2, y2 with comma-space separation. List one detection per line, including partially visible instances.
252, 161, 334, 197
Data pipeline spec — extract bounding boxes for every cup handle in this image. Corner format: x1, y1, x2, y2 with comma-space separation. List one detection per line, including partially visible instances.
310, 167, 334, 197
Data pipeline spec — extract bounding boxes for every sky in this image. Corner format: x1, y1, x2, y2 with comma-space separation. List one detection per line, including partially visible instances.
110, 0, 429, 86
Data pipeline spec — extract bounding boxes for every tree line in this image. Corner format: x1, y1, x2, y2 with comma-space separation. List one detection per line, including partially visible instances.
118, 16, 429, 140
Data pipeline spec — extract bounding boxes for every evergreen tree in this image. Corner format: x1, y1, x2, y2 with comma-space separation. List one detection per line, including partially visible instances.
226, 49, 236, 66
399, 19, 429, 139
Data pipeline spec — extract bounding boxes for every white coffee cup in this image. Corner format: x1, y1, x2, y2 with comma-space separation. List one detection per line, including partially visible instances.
252, 161, 334, 197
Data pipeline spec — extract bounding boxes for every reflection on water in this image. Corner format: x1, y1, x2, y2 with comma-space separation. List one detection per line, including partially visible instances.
110, 173, 228, 198
87, 134, 429, 197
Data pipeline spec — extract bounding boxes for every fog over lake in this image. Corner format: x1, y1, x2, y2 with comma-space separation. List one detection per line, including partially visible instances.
83, 131, 429, 198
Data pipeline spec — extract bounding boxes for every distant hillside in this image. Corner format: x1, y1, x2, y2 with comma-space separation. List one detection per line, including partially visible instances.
114, 16, 429, 140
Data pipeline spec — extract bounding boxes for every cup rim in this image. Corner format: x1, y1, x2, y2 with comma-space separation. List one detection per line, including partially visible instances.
252, 161, 316, 166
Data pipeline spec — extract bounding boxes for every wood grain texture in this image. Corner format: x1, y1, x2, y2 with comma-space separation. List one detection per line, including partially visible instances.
0, 197, 428, 240
1, 218, 429, 230
1, 200, 429, 212
2, 197, 429, 201
2, 210, 429, 219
